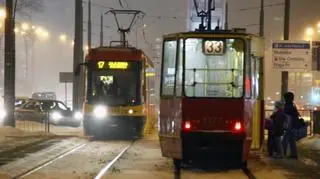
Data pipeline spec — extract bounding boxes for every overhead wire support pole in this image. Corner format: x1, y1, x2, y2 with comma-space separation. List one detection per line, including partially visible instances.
281, 0, 290, 99
100, 13, 103, 46
73, 0, 84, 111
259, 0, 265, 148
259, 0, 264, 37
4, 0, 16, 127
88, 0, 92, 50
224, 1, 228, 30
207, 0, 213, 30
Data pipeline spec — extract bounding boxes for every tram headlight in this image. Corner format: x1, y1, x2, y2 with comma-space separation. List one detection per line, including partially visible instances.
93, 106, 107, 118
128, 109, 133, 114
51, 111, 62, 120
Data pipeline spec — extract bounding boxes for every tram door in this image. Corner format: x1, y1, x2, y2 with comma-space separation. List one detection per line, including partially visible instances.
250, 36, 264, 150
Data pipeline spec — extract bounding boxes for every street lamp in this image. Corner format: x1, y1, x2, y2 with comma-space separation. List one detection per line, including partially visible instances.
21, 22, 30, 31
14, 27, 19, 33
0, 8, 6, 19
59, 34, 67, 43
41, 31, 49, 39
306, 27, 314, 36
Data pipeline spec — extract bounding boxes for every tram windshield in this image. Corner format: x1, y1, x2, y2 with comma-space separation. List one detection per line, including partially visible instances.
184, 38, 244, 98
88, 61, 142, 106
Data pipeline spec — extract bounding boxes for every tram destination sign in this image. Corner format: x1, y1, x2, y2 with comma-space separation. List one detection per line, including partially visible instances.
272, 40, 311, 71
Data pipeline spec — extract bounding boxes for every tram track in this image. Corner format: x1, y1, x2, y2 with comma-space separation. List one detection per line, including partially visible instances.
5, 138, 135, 179
14, 143, 87, 179
94, 141, 134, 179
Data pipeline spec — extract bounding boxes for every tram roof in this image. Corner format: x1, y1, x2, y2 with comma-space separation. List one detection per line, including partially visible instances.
86, 46, 154, 67
163, 30, 259, 39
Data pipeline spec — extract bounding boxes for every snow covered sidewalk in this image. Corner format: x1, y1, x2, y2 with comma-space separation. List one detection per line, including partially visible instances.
257, 135, 320, 178
0, 126, 52, 153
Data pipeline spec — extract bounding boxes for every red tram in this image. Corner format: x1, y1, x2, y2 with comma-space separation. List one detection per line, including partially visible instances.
158, 30, 264, 169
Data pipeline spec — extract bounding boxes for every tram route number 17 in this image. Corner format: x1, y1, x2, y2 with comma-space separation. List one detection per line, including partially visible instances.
203, 40, 225, 56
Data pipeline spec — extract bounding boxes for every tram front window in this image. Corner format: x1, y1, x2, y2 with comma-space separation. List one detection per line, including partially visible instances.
88, 62, 141, 106
184, 38, 245, 98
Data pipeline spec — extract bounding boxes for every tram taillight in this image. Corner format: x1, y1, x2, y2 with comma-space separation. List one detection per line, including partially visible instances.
234, 121, 242, 131
184, 121, 192, 130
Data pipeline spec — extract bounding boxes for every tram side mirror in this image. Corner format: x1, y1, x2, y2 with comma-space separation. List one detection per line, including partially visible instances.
74, 62, 88, 76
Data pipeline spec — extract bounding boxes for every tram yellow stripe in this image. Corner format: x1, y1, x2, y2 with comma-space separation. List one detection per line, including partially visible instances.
84, 103, 145, 116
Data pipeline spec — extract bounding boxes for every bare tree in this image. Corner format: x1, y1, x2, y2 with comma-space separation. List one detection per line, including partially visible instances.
15, 0, 45, 18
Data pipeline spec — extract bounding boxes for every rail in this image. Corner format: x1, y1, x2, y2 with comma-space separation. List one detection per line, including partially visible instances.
14, 143, 87, 178
94, 143, 133, 179
11, 141, 133, 179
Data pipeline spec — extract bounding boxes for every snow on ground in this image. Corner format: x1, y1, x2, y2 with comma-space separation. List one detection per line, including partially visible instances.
0, 137, 87, 178
103, 135, 291, 179
298, 134, 320, 150
21, 140, 131, 179
0, 126, 49, 138
0, 126, 53, 152
14, 120, 84, 137
48, 125, 84, 137
255, 135, 320, 178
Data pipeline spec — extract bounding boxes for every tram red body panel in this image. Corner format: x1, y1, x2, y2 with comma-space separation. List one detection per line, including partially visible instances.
159, 97, 254, 162
181, 98, 245, 132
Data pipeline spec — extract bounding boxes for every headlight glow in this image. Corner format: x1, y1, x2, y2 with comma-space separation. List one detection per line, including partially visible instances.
0, 110, 6, 120
51, 111, 62, 120
93, 106, 107, 118
74, 111, 83, 120
128, 109, 133, 114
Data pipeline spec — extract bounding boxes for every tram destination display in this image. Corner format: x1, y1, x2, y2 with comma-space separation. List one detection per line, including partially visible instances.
202, 39, 226, 55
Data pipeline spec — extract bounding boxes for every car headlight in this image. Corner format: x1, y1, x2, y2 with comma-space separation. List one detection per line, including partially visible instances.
74, 111, 83, 120
0, 110, 6, 120
93, 106, 107, 118
51, 111, 62, 120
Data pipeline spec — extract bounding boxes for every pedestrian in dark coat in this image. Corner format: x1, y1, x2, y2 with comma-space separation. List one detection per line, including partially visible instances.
282, 92, 299, 159
270, 101, 286, 158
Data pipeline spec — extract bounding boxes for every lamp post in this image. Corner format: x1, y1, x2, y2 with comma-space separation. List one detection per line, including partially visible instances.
15, 23, 49, 94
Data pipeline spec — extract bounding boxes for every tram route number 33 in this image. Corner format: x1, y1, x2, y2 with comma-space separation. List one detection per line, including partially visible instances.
203, 40, 225, 55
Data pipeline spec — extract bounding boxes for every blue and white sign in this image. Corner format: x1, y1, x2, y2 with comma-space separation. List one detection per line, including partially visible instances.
272, 40, 312, 71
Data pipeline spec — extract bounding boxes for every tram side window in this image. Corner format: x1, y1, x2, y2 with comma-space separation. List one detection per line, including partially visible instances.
161, 41, 177, 96
251, 57, 260, 99
251, 37, 264, 99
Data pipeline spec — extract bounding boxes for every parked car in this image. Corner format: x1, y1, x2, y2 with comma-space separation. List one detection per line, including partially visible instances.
32, 92, 56, 100
15, 96, 30, 108
15, 99, 82, 127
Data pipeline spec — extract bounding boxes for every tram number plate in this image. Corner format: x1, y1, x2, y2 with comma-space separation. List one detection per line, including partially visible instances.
203, 40, 225, 55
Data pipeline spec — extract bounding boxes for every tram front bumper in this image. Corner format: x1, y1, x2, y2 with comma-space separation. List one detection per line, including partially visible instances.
181, 132, 246, 161
83, 115, 145, 132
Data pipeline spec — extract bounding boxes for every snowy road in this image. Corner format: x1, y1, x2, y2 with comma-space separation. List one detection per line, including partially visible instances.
0, 137, 133, 179
1, 134, 320, 178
